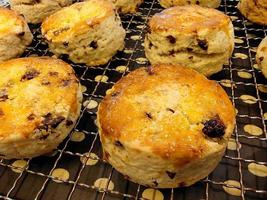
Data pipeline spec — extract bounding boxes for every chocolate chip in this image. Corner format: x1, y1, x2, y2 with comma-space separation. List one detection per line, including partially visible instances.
21, 68, 40, 81
166, 108, 175, 113
197, 39, 208, 50
63, 41, 69, 46
114, 140, 124, 148
89, 41, 98, 49
66, 120, 73, 126
0, 89, 8, 102
145, 112, 153, 119
27, 113, 36, 120
187, 47, 193, 52
259, 57, 264, 62
202, 117, 225, 138
61, 79, 71, 87
167, 35, 176, 44
17, 31, 25, 37
146, 66, 154, 75
148, 41, 153, 49
0, 108, 4, 117
169, 50, 175, 56
196, 0, 200, 5
153, 180, 158, 187
188, 55, 193, 59
166, 171, 176, 179
53, 27, 70, 36
49, 71, 59, 76
42, 113, 65, 129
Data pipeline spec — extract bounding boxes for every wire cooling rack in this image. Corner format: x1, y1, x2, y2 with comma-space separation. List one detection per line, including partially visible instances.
0, 0, 266, 199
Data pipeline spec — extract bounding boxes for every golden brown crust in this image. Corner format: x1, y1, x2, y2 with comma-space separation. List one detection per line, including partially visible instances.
149, 5, 231, 33
0, 57, 80, 141
41, 0, 114, 42
0, 7, 27, 37
98, 64, 236, 165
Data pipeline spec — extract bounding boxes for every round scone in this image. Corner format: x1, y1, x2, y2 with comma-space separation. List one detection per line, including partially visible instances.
237, 0, 267, 26
110, 0, 143, 13
256, 36, 267, 78
0, 57, 82, 159
144, 5, 234, 76
9, 0, 73, 24
0, 7, 32, 62
159, 0, 221, 8
41, 0, 126, 67
97, 64, 236, 188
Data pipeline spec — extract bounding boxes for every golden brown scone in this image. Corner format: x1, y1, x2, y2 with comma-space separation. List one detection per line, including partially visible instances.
256, 36, 267, 78
41, 0, 126, 67
237, 0, 267, 26
0, 57, 82, 159
0, 7, 32, 62
159, 0, 221, 8
110, 0, 143, 13
144, 5, 234, 76
10, 0, 73, 24
97, 64, 236, 188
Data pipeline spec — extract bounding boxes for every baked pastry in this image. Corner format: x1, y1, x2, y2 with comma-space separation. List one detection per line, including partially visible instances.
144, 5, 234, 76
9, 0, 73, 24
256, 36, 267, 78
110, 0, 143, 13
0, 7, 32, 62
237, 0, 267, 26
159, 0, 221, 8
41, 0, 126, 67
97, 64, 236, 188
0, 57, 82, 159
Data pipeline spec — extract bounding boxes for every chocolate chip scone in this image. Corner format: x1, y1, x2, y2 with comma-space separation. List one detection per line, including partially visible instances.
41, 0, 126, 67
159, 0, 221, 8
256, 36, 267, 78
237, 0, 267, 26
0, 57, 82, 159
0, 7, 32, 62
144, 5, 234, 76
10, 0, 73, 24
97, 64, 236, 188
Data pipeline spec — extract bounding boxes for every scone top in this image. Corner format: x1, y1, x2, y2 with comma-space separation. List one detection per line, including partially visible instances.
149, 5, 230, 33
41, 0, 115, 42
0, 7, 27, 37
0, 57, 80, 142
98, 64, 236, 166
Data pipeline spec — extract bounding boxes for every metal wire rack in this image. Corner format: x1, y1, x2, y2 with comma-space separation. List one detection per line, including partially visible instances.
0, 0, 266, 199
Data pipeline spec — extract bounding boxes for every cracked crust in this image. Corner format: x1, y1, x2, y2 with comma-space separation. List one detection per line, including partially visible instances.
256, 36, 267, 78
237, 0, 267, 26
97, 64, 235, 188
145, 5, 234, 76
0, 57, 82, 159
0, 7, 33, 61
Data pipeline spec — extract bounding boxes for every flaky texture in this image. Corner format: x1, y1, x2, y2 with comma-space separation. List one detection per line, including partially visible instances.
144, 5, 234, 76
97, 64, 236, 188
0, 7, 32, 62
256, 36, 267, 78
237, 0, 267, 26
110, 0, 143, 13
9, 0, 73, 24
41, 0, 126, 67
159, 0, 221, 8
0, 57, 82, 159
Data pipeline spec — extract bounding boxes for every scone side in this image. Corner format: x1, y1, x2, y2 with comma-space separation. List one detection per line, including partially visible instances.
256, 37, 267, 78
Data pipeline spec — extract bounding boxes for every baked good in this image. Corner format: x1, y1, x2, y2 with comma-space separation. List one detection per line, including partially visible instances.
237, 0, 267, 26
0, 7, 32, 62
97, 64, 236, 188
9, 0, 73, 24
0, 57, 82, 159
110, 0, 143, 13
159, 0, 221, 8
41, 0, 126, 67
256, 36, 267, 78
144, 5, 234, 76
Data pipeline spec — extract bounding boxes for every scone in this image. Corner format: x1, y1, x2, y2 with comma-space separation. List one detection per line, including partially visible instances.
110, 0, 143, 13
159, 0, 221, 8
237, 0, 267, 26
144, 5, 234, 76
97, 64, 236, 188
41, 0, 126, 67
9, 0, 73, 24
256, 36, 267, 78
0, 7, 32, 62
0, 57, 82, 159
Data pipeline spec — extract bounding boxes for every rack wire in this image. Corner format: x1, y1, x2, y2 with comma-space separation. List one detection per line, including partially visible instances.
0, 0, 266, 199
